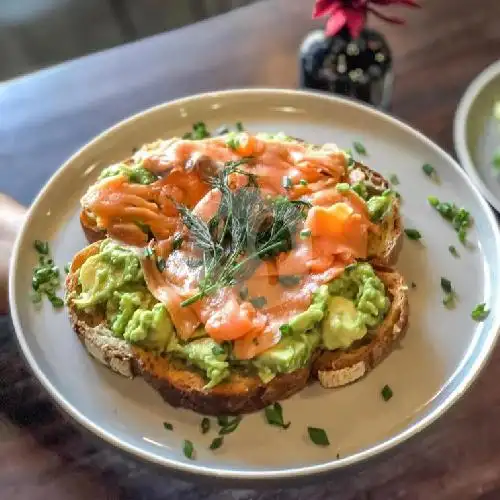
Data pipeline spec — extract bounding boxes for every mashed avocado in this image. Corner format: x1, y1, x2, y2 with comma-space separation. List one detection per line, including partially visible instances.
170, 337, 230, 389
74, 240, 143, 308
252, 330, 321, 383
287, 285, 329, 334
99, 162, 157, 185
323, 263, 390, 350
366, 190, 394, 223
73, 240, 175, 351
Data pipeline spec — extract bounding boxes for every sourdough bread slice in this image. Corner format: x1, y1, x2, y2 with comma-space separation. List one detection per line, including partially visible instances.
311, 266, 409, 388
65, 242, 312, 415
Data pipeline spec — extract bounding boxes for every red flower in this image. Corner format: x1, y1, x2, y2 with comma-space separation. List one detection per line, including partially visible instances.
313, 0, 421, 38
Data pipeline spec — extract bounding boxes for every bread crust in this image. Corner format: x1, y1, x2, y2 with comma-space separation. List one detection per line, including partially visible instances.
312, 265, 409, 388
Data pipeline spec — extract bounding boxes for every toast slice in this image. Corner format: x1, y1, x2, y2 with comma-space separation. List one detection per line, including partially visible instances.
65, 242, 312, 415
312, 266, 409, 388
79, 150, 403, 266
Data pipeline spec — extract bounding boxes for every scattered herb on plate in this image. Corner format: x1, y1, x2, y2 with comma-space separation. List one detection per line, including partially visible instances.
201, 418, 210, 434
308, 427, 330, 446
449, 245, 459, 258
31, 240, 64, 308
422, 163, 439, 182
411, 282, 417, 289
427, 196, 472, 244
381, 384, 393, 401
210, 437, 224, 450
404, 228, 422, 241
218, 416, 242, 435
471, 303, 490, 322
265, 402, 290, 429
440, 277, 457, 309
389, 174, 399, 185
183, 440, 195, 460
163, 422, 173, 431
353, 141, 367, 155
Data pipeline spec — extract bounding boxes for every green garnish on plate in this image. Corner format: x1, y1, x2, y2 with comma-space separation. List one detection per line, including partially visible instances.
308, 427, 329, 446
471, 303, 489, 322
422, 163, 439, 182
265, 402, 290, 429
381, 384, 393, 401
449, 245, 459, 258
183, 439, 195, 459
389, 174, 399, 185
353, 141, 367, 155
163, 422, 173, 431
404, 228, 422, 241
31, 240, 64, 308
440, 277, 457, 309
427, 196, 472, 244
201, 417, 210, 434
210, 437, 224, 450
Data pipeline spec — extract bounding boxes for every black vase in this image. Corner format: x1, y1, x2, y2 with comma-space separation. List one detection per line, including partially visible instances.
299, 27, 393, 110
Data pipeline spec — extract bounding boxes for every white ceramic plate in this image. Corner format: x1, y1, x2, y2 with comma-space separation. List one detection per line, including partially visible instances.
455, 59, 500, 213
10, 89, 500, 483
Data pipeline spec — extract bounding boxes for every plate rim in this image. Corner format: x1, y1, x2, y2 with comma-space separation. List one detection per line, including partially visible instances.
454, 59, 500, 213
10, 87, 500, 481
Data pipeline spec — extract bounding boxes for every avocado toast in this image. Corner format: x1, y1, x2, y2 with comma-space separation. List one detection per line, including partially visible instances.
66, 131, 409, 415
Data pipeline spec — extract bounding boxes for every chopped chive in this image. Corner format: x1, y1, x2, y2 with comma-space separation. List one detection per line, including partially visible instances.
389, 174, 399, 185
471, 303, 489, 322
308, 427, 329, 446
411, 282, 417, 289
210, 437, 224, 450
265, 403, 290, 429
156, 258, 166, 273
34, 240, 49, 255
163, 422, 173, 431
183, 439, 195, 460
201, 417, 210, 434
249, 296, 267, 309
217, 416, 229, 427
278, 275, 301, 288
404, 228, 422, 241
422, 163, 439, 182
381, 384, 393, 401
353, 141, 367, 155
427, 196, 439, 207
282, 176, 293, 190
449, 245, 459, 258
48, 295, 64, 308
300, 229, 311, 239
64, 263, 70, 274
299, 179, 308, 186
218, 416, 242, 435
440, 277, 452, 294
235, 121, 244, 132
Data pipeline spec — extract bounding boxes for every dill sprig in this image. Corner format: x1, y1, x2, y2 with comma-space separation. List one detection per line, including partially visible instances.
178, 165, 309, 307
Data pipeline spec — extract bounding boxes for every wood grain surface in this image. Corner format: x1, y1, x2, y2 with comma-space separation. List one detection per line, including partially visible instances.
1, 0, 500, 498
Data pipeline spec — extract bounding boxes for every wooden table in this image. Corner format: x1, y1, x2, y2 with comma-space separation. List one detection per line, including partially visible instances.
1, 0, 500, 498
